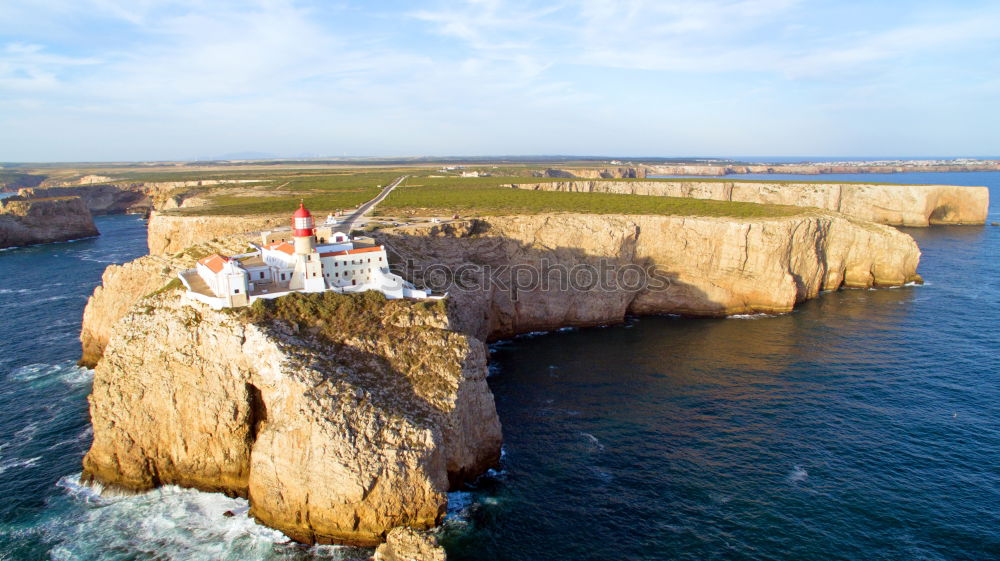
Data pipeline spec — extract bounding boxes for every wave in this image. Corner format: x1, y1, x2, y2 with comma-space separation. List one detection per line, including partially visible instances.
727, 312, 788, 320
581, 432, 605, 452
48, 475, 368, 560
0, 236, 99, 253
788, 465, 809, 483
8, 362, 93, 387
0, 288, 32, 295
0, 455, 41, 475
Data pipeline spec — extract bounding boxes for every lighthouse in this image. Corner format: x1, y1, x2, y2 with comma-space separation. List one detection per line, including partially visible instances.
292, 202, 315, 255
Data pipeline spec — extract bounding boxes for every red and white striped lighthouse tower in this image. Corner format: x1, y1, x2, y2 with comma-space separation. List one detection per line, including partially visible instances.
292, 202, 315, 255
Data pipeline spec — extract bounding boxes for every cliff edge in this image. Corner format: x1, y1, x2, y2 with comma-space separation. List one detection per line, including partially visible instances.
83, 213, 921, 365
0, 196, 100, 249
82, 290, 501, 546
79, 211, 920, 549
376, 213, 922, 340
512, 180, 989, 226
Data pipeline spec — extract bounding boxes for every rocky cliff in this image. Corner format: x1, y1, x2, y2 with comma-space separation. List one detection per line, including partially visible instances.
551, 166, 648, 179
0, 196, 100, 249
375, 214, 921, 341
82, 290, 501, 546
646, 162, 1000, 175
78, 238, 253, 367
147, 211, 286, 254
510, 180, 989, 226
79, 210, 921, 551
19, 185, 149, 215
87, 213, 922, 362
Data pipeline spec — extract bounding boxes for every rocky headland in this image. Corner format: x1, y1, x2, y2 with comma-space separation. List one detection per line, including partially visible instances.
375, 213, 921, 340
79, 210, 922, 554
82, 290, 500, 546
146, 211, 287, 255
510, 180, 989, 226
546, 161, 1000, 178
0, 196, 100, 249
18, 186, 149, 216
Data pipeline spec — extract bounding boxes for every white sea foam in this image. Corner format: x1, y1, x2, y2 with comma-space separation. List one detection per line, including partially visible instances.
49, 475, 368, 560
727, 312, 786, 320
516, 330, 550, 339
0, 288, 32, 295
788, 465, 809, 483
8, 362, 93, 388
0, 456, 40, 475
446, 491, 475, 520
581, 432, 605, 452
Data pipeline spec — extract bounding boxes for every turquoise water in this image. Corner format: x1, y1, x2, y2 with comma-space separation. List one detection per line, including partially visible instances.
0, 173, 997, 560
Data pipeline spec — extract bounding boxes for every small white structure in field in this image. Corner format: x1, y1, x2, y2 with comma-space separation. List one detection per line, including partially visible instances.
178, 203, 438, 309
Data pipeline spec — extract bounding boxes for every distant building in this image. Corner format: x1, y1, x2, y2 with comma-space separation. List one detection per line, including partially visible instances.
179, 203, 437, 309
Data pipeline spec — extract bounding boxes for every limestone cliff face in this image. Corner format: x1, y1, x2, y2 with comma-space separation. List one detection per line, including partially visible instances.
147, 211, 286, 254
511, 180, 990, 226
554, 166, 648, 179
82, 291, 501, 546
79, 210, 920, 550
84, 212, 922, 365
79, 238, 252, 367
375, 214, 922, 341
0, 196, 100, 249
18, 186, 149, 215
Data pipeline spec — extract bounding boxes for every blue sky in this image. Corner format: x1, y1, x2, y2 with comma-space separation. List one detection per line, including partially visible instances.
1, 0, 998, 161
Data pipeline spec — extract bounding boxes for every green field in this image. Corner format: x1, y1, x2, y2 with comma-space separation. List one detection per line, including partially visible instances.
159, 171, 908, 219
376, 177, 802, 218
169, 172, 403, 216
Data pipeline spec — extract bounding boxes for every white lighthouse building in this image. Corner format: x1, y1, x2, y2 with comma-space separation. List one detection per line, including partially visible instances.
178, 203, 437, 309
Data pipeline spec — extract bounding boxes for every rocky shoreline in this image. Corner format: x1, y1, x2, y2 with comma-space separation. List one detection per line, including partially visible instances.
82, 291, 500, 546
77, 210, 923, 554
0, 196, 100, 249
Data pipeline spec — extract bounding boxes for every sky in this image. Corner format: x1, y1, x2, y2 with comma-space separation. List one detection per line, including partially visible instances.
1, 0, 999, 162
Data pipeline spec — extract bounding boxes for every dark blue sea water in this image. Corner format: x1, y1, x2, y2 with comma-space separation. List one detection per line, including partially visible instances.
0, 173, 997, 560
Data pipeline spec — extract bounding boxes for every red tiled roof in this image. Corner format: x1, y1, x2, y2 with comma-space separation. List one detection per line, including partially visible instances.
320, 245, 384, 258
198, 254, 229, 274
265, 241, 295, 255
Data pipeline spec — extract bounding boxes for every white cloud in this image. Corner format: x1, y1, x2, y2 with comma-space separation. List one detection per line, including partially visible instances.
0, 0, 998, 159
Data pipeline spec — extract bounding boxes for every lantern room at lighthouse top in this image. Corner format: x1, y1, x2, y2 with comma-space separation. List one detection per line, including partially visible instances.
293, 202, 314, 237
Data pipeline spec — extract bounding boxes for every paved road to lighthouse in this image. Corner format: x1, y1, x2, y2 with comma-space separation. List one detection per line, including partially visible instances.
333, 175, 406, 232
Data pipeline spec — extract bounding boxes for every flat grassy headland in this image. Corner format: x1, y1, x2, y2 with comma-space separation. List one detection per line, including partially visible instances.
157, 170, 806, 219
373, 176, 803, 218
168, 171, 406, 216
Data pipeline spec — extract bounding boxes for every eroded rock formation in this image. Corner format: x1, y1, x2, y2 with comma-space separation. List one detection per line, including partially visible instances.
79, 237, 252, 367
0, 196, 100, 249
374, 527, 447, 561
82, 291, 501, 546
552, 166, 648, 179
510, 180, 990, 226
18, 186, 149, 215
80, 211, 921, 551
147, 211, 285, 255
376, 214, 921, 340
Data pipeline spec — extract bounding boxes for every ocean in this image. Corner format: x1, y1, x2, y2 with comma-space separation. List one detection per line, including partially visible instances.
0, 173, 997, 560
